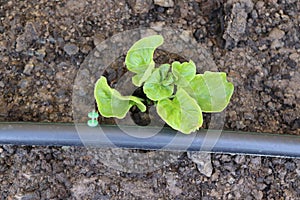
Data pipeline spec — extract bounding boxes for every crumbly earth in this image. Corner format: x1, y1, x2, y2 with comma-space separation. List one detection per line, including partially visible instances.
0, 0, 299, 134
1, 145, 300, 199
0, 0, 300, 199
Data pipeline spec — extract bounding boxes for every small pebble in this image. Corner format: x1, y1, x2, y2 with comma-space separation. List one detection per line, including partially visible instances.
63, 43, 79, 56
269, 28, 285, 40
154, 0, 174, 7
23, 62, 34, 75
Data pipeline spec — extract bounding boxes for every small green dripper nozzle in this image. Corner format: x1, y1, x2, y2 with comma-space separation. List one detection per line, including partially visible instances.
87, 111, 99, 127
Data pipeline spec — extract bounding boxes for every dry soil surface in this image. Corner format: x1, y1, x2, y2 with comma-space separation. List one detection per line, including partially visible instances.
0, 0, 300, 199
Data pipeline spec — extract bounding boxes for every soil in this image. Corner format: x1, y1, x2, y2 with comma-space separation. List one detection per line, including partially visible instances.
1, 145, 300, 199
0, 0, 299, 134
0, 0, 300, 199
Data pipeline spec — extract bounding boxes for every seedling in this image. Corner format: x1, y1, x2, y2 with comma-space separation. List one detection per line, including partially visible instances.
94, 35, 234, 134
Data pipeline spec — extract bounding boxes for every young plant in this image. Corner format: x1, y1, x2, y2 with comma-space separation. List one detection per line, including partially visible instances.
94, 35, 234, 134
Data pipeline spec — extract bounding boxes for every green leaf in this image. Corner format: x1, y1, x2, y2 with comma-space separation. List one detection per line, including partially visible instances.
131, 61, 155, 87
161, 72, 174, 86
143, 64, 174, 101
125, 35, 164, 86
94, 76, 146, 118
172, 60, 196, 87
157, 88, 203, 134
184, 71, 234, 112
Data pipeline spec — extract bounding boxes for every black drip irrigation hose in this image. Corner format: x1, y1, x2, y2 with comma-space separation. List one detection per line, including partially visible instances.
0, 122, 300, 158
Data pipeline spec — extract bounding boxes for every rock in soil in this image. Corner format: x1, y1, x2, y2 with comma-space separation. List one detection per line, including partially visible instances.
187, 152, 213, 177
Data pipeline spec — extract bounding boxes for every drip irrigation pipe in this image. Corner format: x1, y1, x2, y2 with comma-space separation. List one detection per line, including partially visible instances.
0, 122, 299, 158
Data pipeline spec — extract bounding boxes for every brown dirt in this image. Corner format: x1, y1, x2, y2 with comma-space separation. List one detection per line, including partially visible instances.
0, 0, 300, 199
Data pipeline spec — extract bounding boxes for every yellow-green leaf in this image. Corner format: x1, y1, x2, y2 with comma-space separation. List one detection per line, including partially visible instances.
94, 76, 146, 118
143, 64, 174, 101
184, 72, 234, 112
125, 35, 163, 86
172, 60, 196, 87
157, 88, 203, 134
